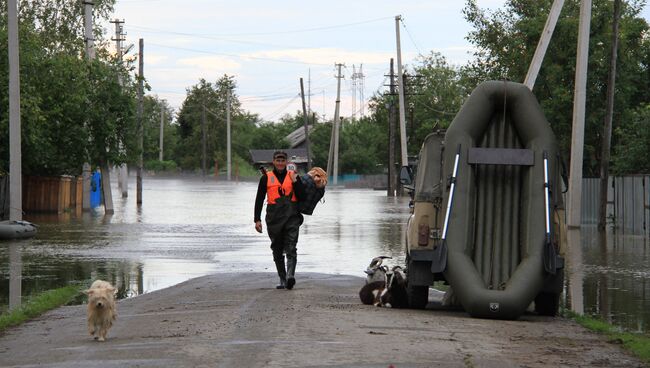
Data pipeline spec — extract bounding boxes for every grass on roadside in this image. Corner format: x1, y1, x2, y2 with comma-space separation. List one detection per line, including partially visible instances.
569, 311, 650, 364
0, 285, 84, 333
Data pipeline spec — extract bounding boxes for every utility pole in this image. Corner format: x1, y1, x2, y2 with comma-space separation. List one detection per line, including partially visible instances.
136, 38, 144, 205
351, 64, 365, 119
598, 0, 621, 230
83, 1, 95, 60
330, 63, 344, 186
524, 0, 565, 90
8, 0, 21, 220
567, 0, 592, 228
202, 105, 207, 178
387, 59, 397, 197
351, 65, 357, 120
85, 2, 113, 214
111, 18, 128, 198
308, 69, 311, 114
359, 64, 365, 118
82, 0, 94, 211
395, 15, 408, 167
300, 78, 312, 169
159, 107, 164, 161
226, 89, 232, 181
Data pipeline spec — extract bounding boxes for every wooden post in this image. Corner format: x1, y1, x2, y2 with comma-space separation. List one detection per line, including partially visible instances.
598, 0, 621, 230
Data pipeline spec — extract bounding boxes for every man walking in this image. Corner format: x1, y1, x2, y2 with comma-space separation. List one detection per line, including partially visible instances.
254, 151, 303, 290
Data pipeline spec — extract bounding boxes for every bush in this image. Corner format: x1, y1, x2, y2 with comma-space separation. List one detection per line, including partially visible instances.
144, 160, 178, 172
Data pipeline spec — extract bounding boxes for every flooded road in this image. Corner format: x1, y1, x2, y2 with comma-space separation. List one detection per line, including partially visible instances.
0, 177, 409, 307
1, 176, 649, 334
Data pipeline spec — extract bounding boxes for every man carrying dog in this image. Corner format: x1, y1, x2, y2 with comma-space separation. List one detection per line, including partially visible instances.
254, 150, 304, 290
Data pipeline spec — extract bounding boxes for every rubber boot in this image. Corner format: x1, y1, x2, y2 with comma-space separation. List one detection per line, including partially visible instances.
274, 258, 287, 289
286, 256, 297, 290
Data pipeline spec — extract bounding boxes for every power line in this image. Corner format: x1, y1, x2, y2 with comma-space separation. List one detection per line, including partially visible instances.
128, 25, 312, 50
400, 17, 425, 58
128, 16, 394, 38
259, 94, 301, 121
146, 42, 332, 66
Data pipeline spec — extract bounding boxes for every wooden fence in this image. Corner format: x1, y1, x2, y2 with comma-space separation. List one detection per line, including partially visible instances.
21, 175, 83, 214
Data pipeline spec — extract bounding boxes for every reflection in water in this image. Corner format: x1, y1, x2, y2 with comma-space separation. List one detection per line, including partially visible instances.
0, 178, 411, 315
9, 244, 21, 310
580, 226, 650, 333
1, 177, 649, 333
566, 228, 584, 315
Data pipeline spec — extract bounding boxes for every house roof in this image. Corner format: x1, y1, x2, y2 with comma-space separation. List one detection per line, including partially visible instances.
249, 148, 309, 164
285, 125, 313, 148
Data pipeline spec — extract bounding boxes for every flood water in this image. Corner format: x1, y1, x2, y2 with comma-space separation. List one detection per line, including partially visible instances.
1, 176, 649, 334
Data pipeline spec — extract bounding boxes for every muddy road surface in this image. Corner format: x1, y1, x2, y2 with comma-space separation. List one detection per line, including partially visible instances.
0, 273, 644, 368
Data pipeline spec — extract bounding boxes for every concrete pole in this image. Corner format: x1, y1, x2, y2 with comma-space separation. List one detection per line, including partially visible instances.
226, 89, 232, 181
395, 15, 408, 167
567, 0, 592, 228
159, 108, 164, 161
201, 105, 207, 178
332, 63, 343, 186
524, 0, 565, 90
82, 0, 95, 211
136, 38, 144, 205
113, 19, 128, 198
598, 0, 621, 230
326, 116, 334, 178
300, 78, 312, 169
83, 1, 95, 60
8, 0, 21, 221
387, 59, 396, 198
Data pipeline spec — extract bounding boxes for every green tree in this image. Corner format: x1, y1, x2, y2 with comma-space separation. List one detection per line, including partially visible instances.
174, 75, 244, 171
611, 104, 650, 174
0, 30, 137, 175
366, 52, 467, 160
141, 96, 177, 164
462, 0, 650, 175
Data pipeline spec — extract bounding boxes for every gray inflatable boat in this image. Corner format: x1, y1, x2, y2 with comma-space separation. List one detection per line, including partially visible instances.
404, 81, 565, 319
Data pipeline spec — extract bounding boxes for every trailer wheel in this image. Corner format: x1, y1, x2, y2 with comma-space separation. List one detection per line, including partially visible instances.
534, 292, 560, 316
406, 256, 429, 309
407, 284, 429, 309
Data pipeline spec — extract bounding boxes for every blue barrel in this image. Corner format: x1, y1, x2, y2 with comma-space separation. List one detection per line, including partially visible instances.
90, 170, 102, 208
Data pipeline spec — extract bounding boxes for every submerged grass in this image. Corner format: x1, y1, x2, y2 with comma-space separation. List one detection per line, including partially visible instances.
0, 284, 84, 333
569, 311, 650, 364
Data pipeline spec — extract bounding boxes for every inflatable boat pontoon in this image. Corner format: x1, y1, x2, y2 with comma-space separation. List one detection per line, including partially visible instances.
404, 81, 565, 319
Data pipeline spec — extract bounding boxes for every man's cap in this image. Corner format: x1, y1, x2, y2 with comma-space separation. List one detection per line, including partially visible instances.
272, 150, 287, 159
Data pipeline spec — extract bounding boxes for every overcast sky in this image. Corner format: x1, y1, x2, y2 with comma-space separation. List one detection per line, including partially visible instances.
106, 0, 649, 122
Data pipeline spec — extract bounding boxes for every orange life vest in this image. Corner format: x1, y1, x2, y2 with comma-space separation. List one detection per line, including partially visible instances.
266, 170, 297, 204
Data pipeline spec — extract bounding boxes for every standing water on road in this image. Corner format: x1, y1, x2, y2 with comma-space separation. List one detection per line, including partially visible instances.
0, 177, 409, 309
1, 177, 649, 333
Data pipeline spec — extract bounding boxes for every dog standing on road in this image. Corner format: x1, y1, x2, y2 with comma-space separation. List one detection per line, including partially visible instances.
85, 280, 117, 342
